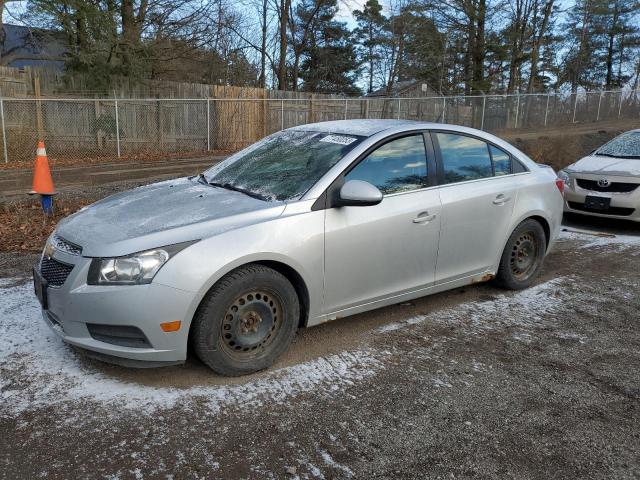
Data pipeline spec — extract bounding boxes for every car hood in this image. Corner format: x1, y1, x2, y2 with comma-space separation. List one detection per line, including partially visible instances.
566, 155, 640, 177
56, 177, 285, 257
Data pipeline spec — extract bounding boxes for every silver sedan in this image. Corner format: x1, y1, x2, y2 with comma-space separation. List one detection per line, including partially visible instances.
560, 129, 640, 221
34, 120, 564, 376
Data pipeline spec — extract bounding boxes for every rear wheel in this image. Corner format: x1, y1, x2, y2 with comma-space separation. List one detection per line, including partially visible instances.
191, 265, 299, 376
495, 219, 546, 290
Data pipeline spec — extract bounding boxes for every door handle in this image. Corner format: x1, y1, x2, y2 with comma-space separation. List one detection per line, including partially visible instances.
493, 194, 511, 205
413, 212, 437, 224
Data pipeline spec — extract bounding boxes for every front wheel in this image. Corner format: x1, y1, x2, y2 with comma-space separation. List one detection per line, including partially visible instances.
495, 219, 546, 290
191, 265, 299, 376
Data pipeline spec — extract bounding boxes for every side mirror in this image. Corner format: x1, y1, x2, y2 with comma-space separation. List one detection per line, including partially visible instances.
336, 180, 383, 207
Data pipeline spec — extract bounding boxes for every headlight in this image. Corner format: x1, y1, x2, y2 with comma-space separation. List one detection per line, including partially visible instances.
87, 241, 197, 285
558, 170, 571, 186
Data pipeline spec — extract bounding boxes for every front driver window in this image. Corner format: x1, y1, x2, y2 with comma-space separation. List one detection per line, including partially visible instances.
345, 135, 428, 195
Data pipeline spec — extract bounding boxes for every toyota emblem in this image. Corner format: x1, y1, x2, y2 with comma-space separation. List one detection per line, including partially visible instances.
597, 178, 610, 188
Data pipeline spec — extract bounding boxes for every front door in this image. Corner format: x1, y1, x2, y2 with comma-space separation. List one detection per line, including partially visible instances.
323, 133, 442, 315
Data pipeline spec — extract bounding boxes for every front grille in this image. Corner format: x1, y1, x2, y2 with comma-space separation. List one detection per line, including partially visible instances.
86, 324, 152, 348
40, 257, 74, 287
576, 179, 639, 193
51, 235, 83, 256
568, 201, 635, 216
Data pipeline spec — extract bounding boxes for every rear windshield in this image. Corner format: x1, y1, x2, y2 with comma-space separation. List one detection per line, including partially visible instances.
204, 130, 364, 201
596, 131, 640, 158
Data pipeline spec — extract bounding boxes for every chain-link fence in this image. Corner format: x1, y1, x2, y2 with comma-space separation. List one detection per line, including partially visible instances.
1, 89, 639, 164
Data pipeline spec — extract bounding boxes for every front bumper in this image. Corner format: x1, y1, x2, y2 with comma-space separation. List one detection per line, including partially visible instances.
37, 249, 197, 365
563, 173, 640, 222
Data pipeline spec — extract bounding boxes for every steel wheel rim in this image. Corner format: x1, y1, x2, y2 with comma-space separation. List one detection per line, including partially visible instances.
220, 290, 282, 358
510, 232, 539, 280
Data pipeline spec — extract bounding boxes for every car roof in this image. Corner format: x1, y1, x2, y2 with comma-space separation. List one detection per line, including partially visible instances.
289, 119, 424, 137
288, 119, 516, 138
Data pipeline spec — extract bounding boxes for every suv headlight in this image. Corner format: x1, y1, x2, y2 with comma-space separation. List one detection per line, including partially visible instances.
87, 241, 197, 285
558, 170, 571, 187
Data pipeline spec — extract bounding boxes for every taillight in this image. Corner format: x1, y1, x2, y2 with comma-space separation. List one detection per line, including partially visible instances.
555, 178, 565, 194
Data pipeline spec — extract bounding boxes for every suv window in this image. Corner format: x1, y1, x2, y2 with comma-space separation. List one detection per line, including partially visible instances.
436, 133, 493, 184
346, 134, 428, 195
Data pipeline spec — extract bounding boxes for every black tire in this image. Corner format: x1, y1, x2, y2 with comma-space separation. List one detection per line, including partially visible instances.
191, 264, 299, 376
495, 219, 547, 290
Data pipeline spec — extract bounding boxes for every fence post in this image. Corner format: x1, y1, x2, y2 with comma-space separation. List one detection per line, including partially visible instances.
572, 92, 579, 123
281, 99, 284, 130
514, 94, 520, 128
344, 98, 348, 120
618, 90, 623, 118
544, 93, 550, 126
596, 91, 603, 121
397, 98, 401, 119
34, 77, 44, 142
114, 92, 121, 158
0, 97, 7, 163
365, 98, 369, 119
442, 97, 446, 123
206, 98, 211, 151
480, 95, 486, 130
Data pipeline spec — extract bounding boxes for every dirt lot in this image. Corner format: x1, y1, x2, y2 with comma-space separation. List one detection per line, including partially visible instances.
0, 219, 639, 479
1, 121, 639, 478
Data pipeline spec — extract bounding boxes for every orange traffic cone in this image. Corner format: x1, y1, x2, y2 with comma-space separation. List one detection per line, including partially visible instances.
29, 141, 56, 195
29, 141, 56, 215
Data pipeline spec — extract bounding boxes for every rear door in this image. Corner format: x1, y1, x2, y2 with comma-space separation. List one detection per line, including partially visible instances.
432, 131, 520, 284
323, 133, 442, 315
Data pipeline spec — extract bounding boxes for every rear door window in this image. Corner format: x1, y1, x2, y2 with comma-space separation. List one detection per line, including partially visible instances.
490, 145, 511, 176
435, 133, 493, 184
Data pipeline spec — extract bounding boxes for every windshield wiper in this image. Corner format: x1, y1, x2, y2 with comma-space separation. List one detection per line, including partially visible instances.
595, 152, 640, 159
208, 181, 269, 201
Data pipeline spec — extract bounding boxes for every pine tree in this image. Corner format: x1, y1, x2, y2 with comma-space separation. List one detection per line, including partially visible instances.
352, 0, 385, 94
299, 0, 360, 94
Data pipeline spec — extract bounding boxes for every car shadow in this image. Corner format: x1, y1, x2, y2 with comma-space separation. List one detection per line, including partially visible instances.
562, 212, 640, 237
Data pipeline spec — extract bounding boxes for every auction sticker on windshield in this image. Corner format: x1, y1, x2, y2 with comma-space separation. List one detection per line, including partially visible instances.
320, 134, 357, 145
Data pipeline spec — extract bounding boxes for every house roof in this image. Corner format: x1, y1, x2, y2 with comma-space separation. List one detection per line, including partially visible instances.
366, 80, 435, 97
2, 24, 67, 70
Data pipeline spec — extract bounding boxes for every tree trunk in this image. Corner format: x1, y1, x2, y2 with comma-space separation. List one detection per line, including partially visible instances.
260, 0, 267, 88
278, 0, 292, 91
605, 3, 621, 88
605, 33, 614, 88
0, 1, 5, 59
528, 0, 554, 93
368, 23, 374, 93
121, 0, 138, 68
472, 0, 486, 94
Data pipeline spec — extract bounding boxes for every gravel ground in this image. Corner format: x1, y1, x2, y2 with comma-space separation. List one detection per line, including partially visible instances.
1, 226, 639, 479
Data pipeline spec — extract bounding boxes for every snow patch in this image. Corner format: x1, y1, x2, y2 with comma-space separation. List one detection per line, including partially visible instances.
375, 277, 567, 335
559, 229, 640, 252
0, 282, 383, 418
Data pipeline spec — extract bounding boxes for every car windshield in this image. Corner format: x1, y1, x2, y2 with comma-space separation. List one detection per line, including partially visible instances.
203, 130, 365, 201
595, 131, 640, 159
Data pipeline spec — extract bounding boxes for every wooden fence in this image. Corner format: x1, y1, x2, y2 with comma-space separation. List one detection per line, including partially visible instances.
0, 66, 638, 164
